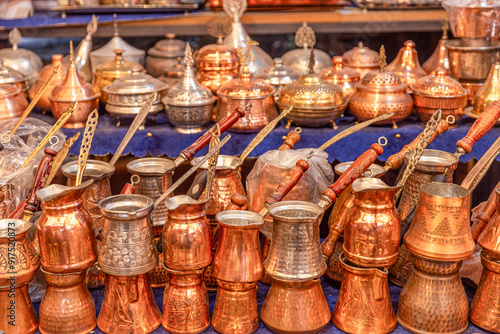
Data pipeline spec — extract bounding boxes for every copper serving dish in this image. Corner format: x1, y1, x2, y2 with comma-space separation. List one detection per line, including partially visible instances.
386, 40, 427, 91
146, 33, 185, 77
412, 69, 468, 126
0, 83, 28, 121
320, 56, 360, 100
29, 54, 69, 111
342, 42, 379, 78
0, 60, 29, 96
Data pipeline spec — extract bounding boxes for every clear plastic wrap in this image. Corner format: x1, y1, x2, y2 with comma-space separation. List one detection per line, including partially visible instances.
246, 148, 334, 238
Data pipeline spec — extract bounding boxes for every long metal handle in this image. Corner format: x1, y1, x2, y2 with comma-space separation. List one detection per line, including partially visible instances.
75, 109, 99, 186
45, 133, 81, 186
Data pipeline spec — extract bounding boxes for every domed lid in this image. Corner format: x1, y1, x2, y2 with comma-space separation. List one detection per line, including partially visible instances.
278, 49, 346, 109
342, 41, 379, 68
320, 56, 360, 83
0, 28, 43, 78
255, 58, 301, 86
163, 44, 215, 107
49, 42, 99, 103
357, 46, 407, 93
0, 83, 21, 99
38, 54, 69, 83
0, 60, 27, 85
412, 68, 467, 97
94, 49, 144, 78
386, 40, 427, 81
148, 33, 185, 58
104, 70, 168, 95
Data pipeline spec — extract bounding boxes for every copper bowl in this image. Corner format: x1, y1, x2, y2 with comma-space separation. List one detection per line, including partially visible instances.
0, 83, 28, 121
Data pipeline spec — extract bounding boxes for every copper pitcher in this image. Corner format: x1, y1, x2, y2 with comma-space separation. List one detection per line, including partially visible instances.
162, 266, 210, 334
0, 219, 39, 334
332, 254, 396, 334
127, 157, 175, 226
98, 194, 157, 276
397, 255, 469, 334
39, 269, 96, 334
404, 182, 474, 262
36, 180, 97, 273
344, 178, 401, 268
477, 189, 500, 254
264, 201, 326, 281
163, 195, 212, 270
97, 273, 162, 334
260, 277, 331, 334
470, 251, 500, 333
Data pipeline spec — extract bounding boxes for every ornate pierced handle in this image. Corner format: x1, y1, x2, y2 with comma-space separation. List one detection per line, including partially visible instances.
456, 101, 500, 156
318, 138, 386, 210
278, 128, 301, 151
227, 193, 248, 210
76, 109, 99, 186
174, 106, 246, 166
470, 183, 500, 242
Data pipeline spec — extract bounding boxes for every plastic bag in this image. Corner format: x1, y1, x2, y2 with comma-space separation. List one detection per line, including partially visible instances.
246, 148, 334, 238
27, 212, 47, 303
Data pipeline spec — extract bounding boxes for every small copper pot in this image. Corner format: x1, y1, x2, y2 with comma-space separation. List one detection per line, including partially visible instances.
162, 266, 210, 334
0, 83, 28, 121
397, 255, 469, 334
39, 270, 96, 334
212, 280, 259, 334
97, 273, 161, 333
163, 195, 212, 270
260, 277, 331, 334
0, 219, 39, 334
332, 254, 396, 334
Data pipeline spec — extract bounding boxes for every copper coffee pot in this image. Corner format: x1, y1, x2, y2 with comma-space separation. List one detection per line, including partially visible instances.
386, 40, 427, 91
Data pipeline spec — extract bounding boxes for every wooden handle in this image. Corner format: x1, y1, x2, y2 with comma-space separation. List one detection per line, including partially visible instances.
9, 199, 26, 219
387, 119, 449, 170
278, 129, 301, 151
23, 148, 57, 216
470, 182, 500, 241
120, 183, 135, 195
322, 143, 383, 204
264, 159, 309, 208
227, 193, 248, 210
321, 193, 355, 258
179, 108, 245, 161
457, 101, 500, 154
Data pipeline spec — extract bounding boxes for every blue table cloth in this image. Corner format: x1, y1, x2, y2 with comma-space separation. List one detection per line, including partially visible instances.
32, 109, 500, 163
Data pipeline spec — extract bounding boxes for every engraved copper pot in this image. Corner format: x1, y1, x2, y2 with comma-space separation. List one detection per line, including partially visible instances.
404, 182, 474, 262
0, 219, 39, 334
127, 158, 175, 227
39, 269, 96, 334
397, 255, 469, 334
163, 195, 211, 270
196, 43, 239, 94
36, 180, 97, 273
342, 42, 379, 79
260, 277, 331, 334
386, 40, 426, 91
0, 83, 28, 121
470, 251, 500, 333
320, 56, 360, 100
150, 225, 169, 288
98, 194, 157, 276
191, 155, 246, 221
29, 54, 69, 111
264, 201, 326, 281
344, 178, 401, 268
97, 273, 162, 334
332, 254, 397, 334
162, 266, 210, 334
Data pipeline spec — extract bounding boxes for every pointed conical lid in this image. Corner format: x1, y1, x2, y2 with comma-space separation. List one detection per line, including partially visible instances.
474, 56, 500, 115
423, 20, 450, 74
386, 40, 426, 86
0, 28, 43, 79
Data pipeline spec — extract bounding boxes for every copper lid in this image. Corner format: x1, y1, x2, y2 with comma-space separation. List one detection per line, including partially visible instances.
412, 69, 467, 97
320, 56, 360, 83
38, 54, 69, 84
196, 44, 239, 66
342, 42, 379, 68
148, 33, 185, 59
386, 40, 427, 85
94, 49, 144, 79
255, 58, 301, 87
0, 60, 28, 86
104, 71, 168, 95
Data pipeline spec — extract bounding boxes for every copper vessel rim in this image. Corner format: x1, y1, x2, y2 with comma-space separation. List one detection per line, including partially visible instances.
215, 210, 264, 229
404, 149, 458, 170
36, 179, 94, 202
335, 161, 385, 176
126, 157, 176, 176
191, 154, 243, 170
481, 251, 500, 272
420, 182, 469, 199
411, 87, 468, 99
352, 177, 401, 193
444, 39, 500, 51
339, 253, 388, 276
48, 93, 101, 103
62, 159, 115, 180
0, 218, 31, 237
268, 200, 324, 223
165, 195, 209, 211
161, 262, 205, 275
276, 100, 348, 111
98, 194, 153, 220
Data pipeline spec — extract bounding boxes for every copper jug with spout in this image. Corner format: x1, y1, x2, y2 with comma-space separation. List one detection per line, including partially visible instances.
332, 254, 396, 334
163, 195, 212, 270
97, 273, 162, 334
39, 269, 96, 334
477, 188, 500, 254
0, 219, 39, 334
36, 179, 97, 273
344, 178, 401, 268
162, 266, 210, 334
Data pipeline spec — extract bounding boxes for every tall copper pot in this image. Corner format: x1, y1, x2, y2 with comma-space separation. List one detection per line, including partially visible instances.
0, 219, 39, 334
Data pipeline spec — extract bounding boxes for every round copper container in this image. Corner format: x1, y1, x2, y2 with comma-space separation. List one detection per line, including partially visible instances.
93, 49, 145, 104
412, 69, 468, 126
0, 60, 29, 96
282, 47, 332, 74
146, 34, 185, 77
195, 43, 239, 95
255, 58, 301, 94
386, 40, 427, 92
0, 83, 28, 121
320, 56, 360, 100
158, 58, 184, 88
342, 42, 379, 78
29, 54, 69, 111
277, 70, 347, 127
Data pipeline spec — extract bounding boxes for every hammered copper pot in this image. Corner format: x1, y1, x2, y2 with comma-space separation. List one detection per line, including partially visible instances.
36, 180, 97, 273
162, 266, 210, 334
39, 269, 96, 334
0, 219, 39, 334
332, 254, 396, 334
397, 255, 469, 334
97, 273, 162, 334
0, 83, 28, 121
163, 195, 212, 270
